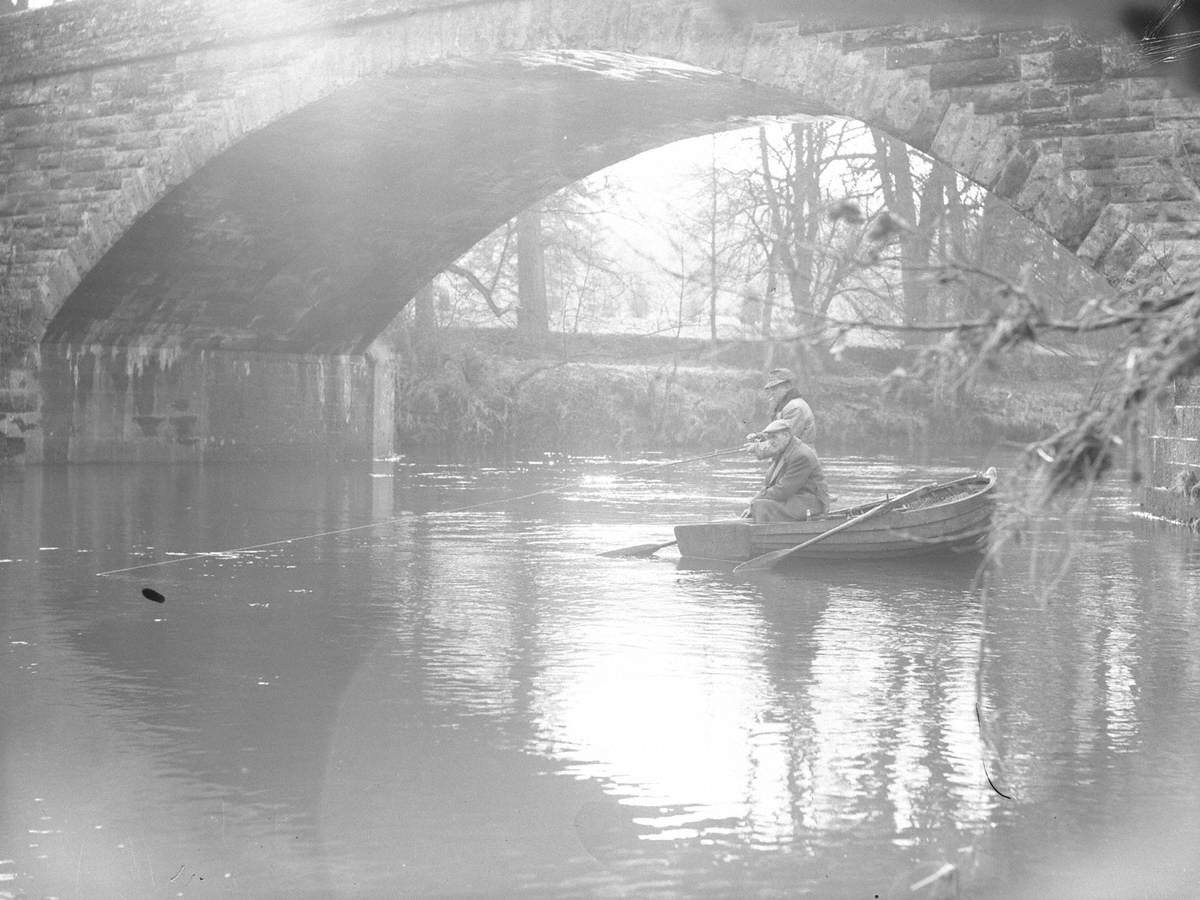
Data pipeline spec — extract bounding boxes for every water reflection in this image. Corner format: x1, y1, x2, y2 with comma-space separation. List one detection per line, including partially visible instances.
3, 455, 1200, 897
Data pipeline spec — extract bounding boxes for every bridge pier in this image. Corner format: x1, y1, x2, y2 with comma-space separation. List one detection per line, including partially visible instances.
28, 344, 396, 464
1141, 382, 1200, 526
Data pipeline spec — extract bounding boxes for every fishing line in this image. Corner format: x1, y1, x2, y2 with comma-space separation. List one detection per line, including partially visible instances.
94, 486, 563, 577
95, 450, 740, 577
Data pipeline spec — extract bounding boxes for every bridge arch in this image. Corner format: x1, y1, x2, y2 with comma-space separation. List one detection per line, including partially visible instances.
2, 0, 1197, 460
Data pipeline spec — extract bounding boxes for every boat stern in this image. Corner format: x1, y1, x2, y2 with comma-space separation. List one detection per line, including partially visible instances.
674, 520, 754, 562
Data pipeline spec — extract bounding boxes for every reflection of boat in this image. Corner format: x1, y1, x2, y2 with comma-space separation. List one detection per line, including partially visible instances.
673, 468, 998, 563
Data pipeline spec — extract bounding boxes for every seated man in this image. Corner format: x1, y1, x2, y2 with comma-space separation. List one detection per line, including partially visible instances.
744, 419, 830, 523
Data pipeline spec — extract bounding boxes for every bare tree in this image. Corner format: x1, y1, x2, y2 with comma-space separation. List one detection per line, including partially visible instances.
516, 204, 549, 338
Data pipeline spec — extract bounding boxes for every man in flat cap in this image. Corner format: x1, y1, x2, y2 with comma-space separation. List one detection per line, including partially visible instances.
743, 418, 830, 523
763, 368, 815, 442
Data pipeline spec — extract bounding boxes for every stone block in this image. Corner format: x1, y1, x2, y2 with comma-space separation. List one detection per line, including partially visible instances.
998, 28, 1072, 56
1027, 85, 1071, 109
1099, 223, 1156, 278
75, 117, 130, 140
1110, 181, 1193, 203
1051, 181, 1107, 250
1067, 85, 1128, 118
1096, 164, 1175, 189
930, 56, 1021, 91
1, 107, 47, 129
902, 91, 951, 148
1017, 107, 1070, 127
841, 23, 960, 51
1019, 51, 1053, 82
1103, 43, 1152, 80
1051, 47, 1102, 84
1129, 200, 1200, 223
1008, 146, 1061, 212
1091, 114, 1156, 135
885, 34, 999, 69
1122, 75, 1173, 101
4, 171, 49, 193
0, 194, 26, 216
1018, 121, 1104, 140
62, 151, 110, 172
1063, 131, 1176, 169
968, 82, 1027, 115
1146, 97, 1200, 121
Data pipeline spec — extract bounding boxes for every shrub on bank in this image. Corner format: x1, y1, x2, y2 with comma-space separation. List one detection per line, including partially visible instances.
394, 344, 1087, 459
397, 357, 762, 457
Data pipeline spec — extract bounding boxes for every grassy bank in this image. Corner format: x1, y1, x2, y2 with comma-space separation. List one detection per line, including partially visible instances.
394, 328, 1093, 459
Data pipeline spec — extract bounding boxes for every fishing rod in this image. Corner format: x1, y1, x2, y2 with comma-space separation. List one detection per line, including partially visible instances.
614, 445, 746, 479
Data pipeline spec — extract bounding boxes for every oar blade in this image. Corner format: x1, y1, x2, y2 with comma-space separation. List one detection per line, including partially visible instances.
731, 547, 792, 573
599, 540, 674, 558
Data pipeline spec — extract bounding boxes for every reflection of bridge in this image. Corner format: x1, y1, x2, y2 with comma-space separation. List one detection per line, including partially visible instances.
3, 0, 1200, 462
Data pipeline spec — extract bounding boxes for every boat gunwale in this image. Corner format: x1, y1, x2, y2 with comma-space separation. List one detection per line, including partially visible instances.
672, 469, 999, 562
748, 470, 997, 536
816, 472, 996, 523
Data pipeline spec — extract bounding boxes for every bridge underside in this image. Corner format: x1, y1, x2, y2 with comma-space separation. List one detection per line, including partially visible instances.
35, 53, 818, 462
47, 53, 818, 355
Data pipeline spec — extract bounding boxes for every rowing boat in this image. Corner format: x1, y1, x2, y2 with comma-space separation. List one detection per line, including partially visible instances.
673, 467, 998, 563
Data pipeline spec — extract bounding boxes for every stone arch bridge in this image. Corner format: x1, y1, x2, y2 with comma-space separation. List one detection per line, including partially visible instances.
2, 0, 1200, 463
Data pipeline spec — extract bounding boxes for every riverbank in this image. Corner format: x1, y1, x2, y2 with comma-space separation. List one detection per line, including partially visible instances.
393, 327, 1096, 459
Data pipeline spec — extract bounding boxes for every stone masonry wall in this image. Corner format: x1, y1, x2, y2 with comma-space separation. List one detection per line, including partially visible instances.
5, 0, 1200, 464
4, 0, 1197, 353
1142, 380, 1200, 526
36, 343, 394, 462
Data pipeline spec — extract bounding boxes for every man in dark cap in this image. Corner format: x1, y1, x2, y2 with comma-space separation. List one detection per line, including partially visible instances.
762, 368, 815, 442
743, 418, 830, 523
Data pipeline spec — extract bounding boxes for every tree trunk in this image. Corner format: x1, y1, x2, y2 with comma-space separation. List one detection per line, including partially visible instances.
789, 122, 817, 325
411, 282, 438, 367
787, 123, 825, 377
763, 248, 782, 338
517, 205, 549, 338
935, 171, 969, 320
908, 164, 947, 326
872, 131, 931, 329
756, 127, 792, 343
709, 138, 720, 341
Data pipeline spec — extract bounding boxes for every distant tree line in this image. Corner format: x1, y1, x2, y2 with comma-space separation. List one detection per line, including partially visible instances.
395, 119, 1111, 369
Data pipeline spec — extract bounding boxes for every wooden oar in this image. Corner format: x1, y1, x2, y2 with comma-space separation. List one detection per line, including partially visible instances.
599, 538, 677, 558
732, 473, 979, 573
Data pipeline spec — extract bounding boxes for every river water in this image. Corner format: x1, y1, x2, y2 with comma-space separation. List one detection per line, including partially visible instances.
3, 449, 1200, 899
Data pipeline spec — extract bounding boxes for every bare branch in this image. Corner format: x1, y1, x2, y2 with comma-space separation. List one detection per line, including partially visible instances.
446, 264, 513, 319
